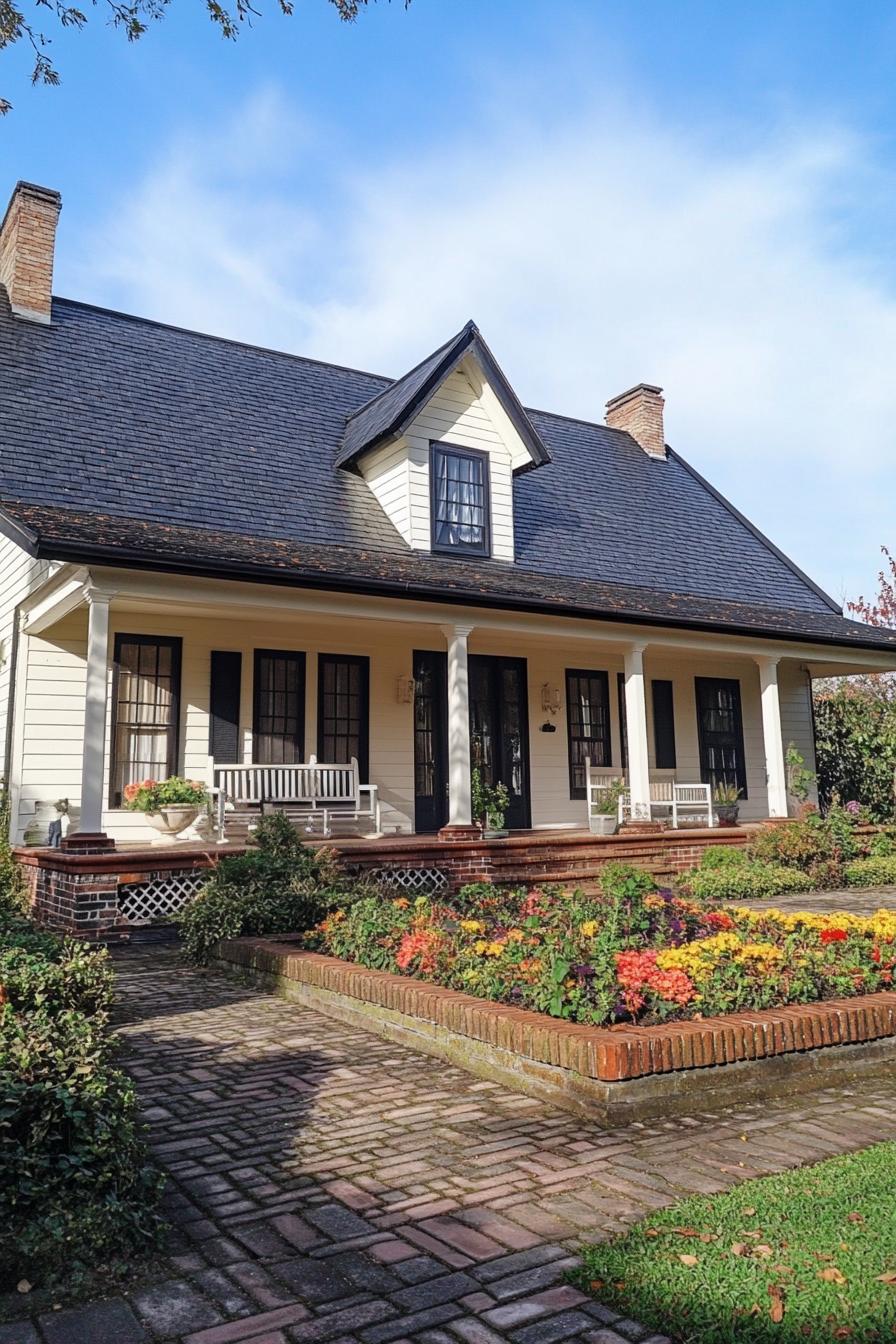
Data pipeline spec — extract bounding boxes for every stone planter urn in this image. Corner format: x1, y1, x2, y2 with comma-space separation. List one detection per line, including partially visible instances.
715, 804, 740, 827
145, 804, 201, 840
590, 814, 617, 836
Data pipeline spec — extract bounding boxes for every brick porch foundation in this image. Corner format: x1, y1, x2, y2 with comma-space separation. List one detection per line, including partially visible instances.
14, 827, 752, 935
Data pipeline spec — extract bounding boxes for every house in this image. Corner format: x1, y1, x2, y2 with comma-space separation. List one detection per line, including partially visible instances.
2, 179, 896, 929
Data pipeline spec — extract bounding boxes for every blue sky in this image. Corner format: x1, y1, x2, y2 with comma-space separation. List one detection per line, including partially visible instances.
4, 0, 896, 607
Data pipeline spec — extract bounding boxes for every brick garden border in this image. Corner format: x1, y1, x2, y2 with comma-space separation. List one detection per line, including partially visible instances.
215, 936, 896, 1124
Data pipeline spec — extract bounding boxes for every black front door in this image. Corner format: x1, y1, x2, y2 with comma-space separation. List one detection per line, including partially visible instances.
413, 650, 449, 833
469, 655, 531, 830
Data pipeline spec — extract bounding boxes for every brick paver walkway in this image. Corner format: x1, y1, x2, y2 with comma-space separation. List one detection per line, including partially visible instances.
729, 883, 896, 916
8, 948, 896, 1344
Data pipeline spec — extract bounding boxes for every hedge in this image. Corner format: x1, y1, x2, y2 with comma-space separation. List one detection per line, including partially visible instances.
0, 916, 163, 1289
845, 855, 896, 888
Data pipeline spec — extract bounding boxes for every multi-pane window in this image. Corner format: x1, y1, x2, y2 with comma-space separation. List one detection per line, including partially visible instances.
318, 654, 369, 779
110, 635, 182, 805
565, 669, 611, 799
695, 677, 747, 797
253, 650, 305, 764
430, 443, 491, 555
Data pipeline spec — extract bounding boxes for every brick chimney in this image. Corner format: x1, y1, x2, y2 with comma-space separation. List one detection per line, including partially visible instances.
605, 383, 666, 460
0, 181, 62, 324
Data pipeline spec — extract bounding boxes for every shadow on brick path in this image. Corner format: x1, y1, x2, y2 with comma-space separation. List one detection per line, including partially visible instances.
6, 944, 896, 1344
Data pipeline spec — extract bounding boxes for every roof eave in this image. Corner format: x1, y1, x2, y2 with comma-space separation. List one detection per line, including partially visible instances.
28, 533, 896, 656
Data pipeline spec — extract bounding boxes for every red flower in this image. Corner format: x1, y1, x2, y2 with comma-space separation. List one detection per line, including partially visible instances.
820, 928, 848, 944
872, 946, 882, 964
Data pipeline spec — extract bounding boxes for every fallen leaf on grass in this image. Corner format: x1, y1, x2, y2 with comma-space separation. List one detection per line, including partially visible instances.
876, 1271, 896, 1284
768, 1284, 785, 1323
678, 1254, 699, 1267
731, 1243, 748, 1257
672, 1226, 700, 1237
847, 1212, 865, 1224
743, 1206, 756, 1216
754, 1244, 774, 1258
818, 1267, 847, 1284
643, 1228, 659, 1238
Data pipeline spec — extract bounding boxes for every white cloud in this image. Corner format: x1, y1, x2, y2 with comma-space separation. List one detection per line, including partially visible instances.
69, 84, 896, 602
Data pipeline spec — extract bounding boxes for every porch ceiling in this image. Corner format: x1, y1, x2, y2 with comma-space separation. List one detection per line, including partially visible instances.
19, 562, 896, 677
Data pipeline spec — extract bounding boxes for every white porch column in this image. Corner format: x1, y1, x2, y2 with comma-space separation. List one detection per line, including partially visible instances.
623, 643, 651, 822
72, 588, 113, 841
442, 623, 475, 830
756, 655, 789, 818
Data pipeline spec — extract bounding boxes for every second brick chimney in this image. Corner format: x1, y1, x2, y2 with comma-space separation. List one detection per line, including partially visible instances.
0, 181, 62, 324
605, 383, 666, 460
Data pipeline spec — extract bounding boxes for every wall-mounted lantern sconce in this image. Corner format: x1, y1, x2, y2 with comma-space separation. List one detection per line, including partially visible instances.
396, 675, 416, 704
540, 683, 561, 715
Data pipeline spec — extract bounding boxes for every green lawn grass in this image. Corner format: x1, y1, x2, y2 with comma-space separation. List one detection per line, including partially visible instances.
578, 1142, 896, 1342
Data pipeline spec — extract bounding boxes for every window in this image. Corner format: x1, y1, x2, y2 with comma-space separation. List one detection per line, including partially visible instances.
617, 671, 628, 769
565, 669, 611, 798
253, 650, 305, 764
110, 635, 182, 806
318, 654, 370, 779
695, 677, 747, 797
651, 680, 676, 770
430, 443, 491, 555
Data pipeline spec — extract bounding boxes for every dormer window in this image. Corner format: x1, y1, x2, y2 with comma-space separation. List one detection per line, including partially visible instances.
430, 442, 491, 556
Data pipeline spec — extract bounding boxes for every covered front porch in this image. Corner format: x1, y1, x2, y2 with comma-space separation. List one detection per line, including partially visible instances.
9, 563, 864, 853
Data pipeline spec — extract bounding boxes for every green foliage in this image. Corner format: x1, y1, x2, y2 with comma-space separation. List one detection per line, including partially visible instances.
179, 812, 368, 964
747, 807, 859, 888
0, 935, 114, 1016
814, 684, 896, 822
699, 846, 748, 870
0, 785, 27, 920
785, 741, 816, 803
578, 1143, 896, 1341
0, 922, 162, 1289
845, 855, 896, 887
124, 774, 207, 812
687, 863, 807, 902
470, 767, 510, 830
599, 862, 657, 901
712, 782, 742, 805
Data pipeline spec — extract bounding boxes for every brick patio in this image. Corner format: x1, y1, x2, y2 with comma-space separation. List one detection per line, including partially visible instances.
7, 948, 896, 1344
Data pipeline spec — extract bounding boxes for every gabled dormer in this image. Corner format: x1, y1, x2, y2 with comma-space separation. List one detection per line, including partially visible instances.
337, 321, 549, 562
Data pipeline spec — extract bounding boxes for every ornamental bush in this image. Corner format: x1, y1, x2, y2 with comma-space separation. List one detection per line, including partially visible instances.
179, 812, 373, 965
699, 846, 748, 870
845, 856, 896, 888
0, 923, 163, 1289
685, 863, 807, 903
747, 806, 858, 887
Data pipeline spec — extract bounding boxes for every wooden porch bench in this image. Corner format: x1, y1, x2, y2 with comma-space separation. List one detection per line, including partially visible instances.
208, 757, 381, 840
586, 766, 714, 830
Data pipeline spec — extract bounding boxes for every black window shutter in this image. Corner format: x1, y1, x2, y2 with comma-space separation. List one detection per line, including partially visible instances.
209, 651, 242, 763
651, 680, 677, 769
616, 671, 628, 769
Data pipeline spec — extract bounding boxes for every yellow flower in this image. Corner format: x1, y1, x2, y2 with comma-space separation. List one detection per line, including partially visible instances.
460, 919, 486, 934
507, 928, 525, 942
580, 920, 599, 938
736, 942, 784, 967
486, 940, 506, 957
473, 939, 489, 955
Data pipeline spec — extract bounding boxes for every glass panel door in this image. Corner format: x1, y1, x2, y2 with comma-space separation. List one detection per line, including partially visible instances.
469, 655, 531, 829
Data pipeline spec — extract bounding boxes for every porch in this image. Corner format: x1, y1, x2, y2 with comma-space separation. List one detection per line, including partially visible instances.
9, 563, 860, 857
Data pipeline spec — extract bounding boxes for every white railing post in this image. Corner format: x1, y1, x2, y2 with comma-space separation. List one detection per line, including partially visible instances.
756, 655, 789, 818
442, 623, 475, 830
67, 586, 114, 847
623, 642, 652, 823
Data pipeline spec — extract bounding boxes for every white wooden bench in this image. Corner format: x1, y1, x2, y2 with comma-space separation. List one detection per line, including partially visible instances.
207, 757, 381, 840
586, 766, 714, 830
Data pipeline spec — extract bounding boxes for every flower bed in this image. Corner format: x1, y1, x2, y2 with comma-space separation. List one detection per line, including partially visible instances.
311, 863, 896, 1029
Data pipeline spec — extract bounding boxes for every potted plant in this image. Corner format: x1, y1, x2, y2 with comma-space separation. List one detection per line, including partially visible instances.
124, 776, 208, 839
591, 779, 623, 835
713, 782, 742, 827
471, 766, 511, 839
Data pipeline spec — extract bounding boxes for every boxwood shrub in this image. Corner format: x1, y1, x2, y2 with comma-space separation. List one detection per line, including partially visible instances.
0, 916, 163, 1289
179, 812, 376, 965
845, 855, 896, 888
685, 863, 807, 903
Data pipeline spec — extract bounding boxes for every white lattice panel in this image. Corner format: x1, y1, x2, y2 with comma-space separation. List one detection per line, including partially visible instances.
379, 867, 450, 894
119, 872, 206, 925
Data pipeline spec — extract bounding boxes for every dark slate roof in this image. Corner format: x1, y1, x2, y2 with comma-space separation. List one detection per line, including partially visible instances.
337, 319, 550, 470
0, 292, 892, 652
5, 501, 896, 650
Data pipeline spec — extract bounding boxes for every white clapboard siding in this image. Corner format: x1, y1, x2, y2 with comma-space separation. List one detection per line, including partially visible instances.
354, 364, 525, 561
0, 535, 50, 781
778, 661, 819, 804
